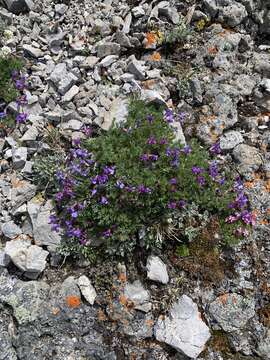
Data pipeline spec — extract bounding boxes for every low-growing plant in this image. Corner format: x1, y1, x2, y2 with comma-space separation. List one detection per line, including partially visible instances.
32, 152, 66, 196
163, 18, 192, 46
50, 100, 254, 258
0, 57, 23, 103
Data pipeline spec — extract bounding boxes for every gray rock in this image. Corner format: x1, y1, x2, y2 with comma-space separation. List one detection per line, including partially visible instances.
127, 56, 146, 80
20, 126, 38, 142
0, 250, 10, 267
5, 239, 49, 279
11, 181, 36, 211
220, 130, 244, 150
257, 330, 270, 360
0, 276, 50, 325
146, 256, 169, 284
62, 85, 79, 102
99, 55, 119, 68
12, 147, 27, 169
254, 78, 270, 111
77, 275, 97, 305
124, 280, 151, 312
23, 44, 43, 58
158, 3, 180, 24
81, 56, 99, 69
233, 144, 263, 173
208, 293, 255, 332
1, 221, 22, 239
2, 0, 34, 14
218, 2, 248, 26
132, 6, 145, 18
96, 42, 121, 58
50, 63, 78, 95
253, 52, 270, 77
155, 295, 211, 358
27, 200, 61, 251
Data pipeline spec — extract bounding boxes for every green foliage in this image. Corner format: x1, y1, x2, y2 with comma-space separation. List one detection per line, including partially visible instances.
32, 152, 66, 196
176, 244, 190, 257
163, 19, 192, 46
54, 100, 249, 258
0, 56, 23, 103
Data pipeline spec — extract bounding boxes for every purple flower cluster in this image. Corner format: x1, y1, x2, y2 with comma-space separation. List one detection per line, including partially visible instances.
12, 71, 28, 125
168, 199, 186, 209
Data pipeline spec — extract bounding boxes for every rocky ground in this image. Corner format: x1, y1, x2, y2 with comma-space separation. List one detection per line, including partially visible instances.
0, 0, 270, 359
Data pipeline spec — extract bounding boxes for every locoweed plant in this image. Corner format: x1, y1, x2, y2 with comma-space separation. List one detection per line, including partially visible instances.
50, 100, 254, 258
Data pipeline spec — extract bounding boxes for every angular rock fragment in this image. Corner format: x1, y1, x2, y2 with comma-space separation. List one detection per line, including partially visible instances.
155, 295, 211, 358
77, 275, 97, 305
146, 256, 169, 284
5, 239, 49, 279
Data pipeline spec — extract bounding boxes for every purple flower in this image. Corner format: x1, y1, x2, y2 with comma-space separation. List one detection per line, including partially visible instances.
241, 210, 256, 225
147, 115, 154, 123
82, 125, 93, 137
103, 229, 112, 238
165, 147, 172, 157
16, 95, 28, 107
116, 180, 125, 189
225, 213, 241, 223
138, 184, 151, 194
150, 154, 158, 161
49, 215, 60, 232
178, 112, 186, 125
15, 77, 26, 91
0, 112, 6, 119
160, 138, 168, 145
219, 177, 225, 185
55, 192, 64, 202
234, 176, 244, 193
164, 109, 174, 123
171, 159, 179, 168
192, 166, 203, 175
126, 185, 136, 192
168, 201, 177, 209
91, 188, 97, 196
100, 196, 109, 205
103, 165, 115, 176
236, 192, 248, 209
170, 178, 177, 185
209, 161, 219, 179
56, 170, 65, 183
68, 227, 82, 238
72, 138, 81, 146
147, 136, 157, 145
140, 154, 149, 162
197, 175, 206, 186
178, 200, 186, 208
210, 141, 221, 155
182, 145, 191, 155
16, 112, 28, 124
11, 70, 19, 81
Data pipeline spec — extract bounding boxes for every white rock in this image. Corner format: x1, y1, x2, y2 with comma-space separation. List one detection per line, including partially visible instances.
77, 275, 97, 305
124, 280, 151, 312
155, 295, 211, 358
5, 239, 49, 279
12, 147, 27, 169
102, 97, 128, 130
146, 256, 169, 284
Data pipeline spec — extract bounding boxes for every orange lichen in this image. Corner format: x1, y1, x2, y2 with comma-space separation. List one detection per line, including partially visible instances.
219, 294, 229, 305
119, 294, 128, 306
207, 46, 218, 55
118, 272, 127, 283
145, 32, 157, 46
150, 52, 161, 61
66, 295, 81, 308
97, 309, 107, 321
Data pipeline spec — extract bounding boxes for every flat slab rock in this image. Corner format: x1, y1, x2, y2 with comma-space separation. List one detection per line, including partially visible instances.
155, 295, 211, 358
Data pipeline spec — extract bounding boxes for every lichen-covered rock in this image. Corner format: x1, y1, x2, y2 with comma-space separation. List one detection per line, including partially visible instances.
208, 293, 255, 332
